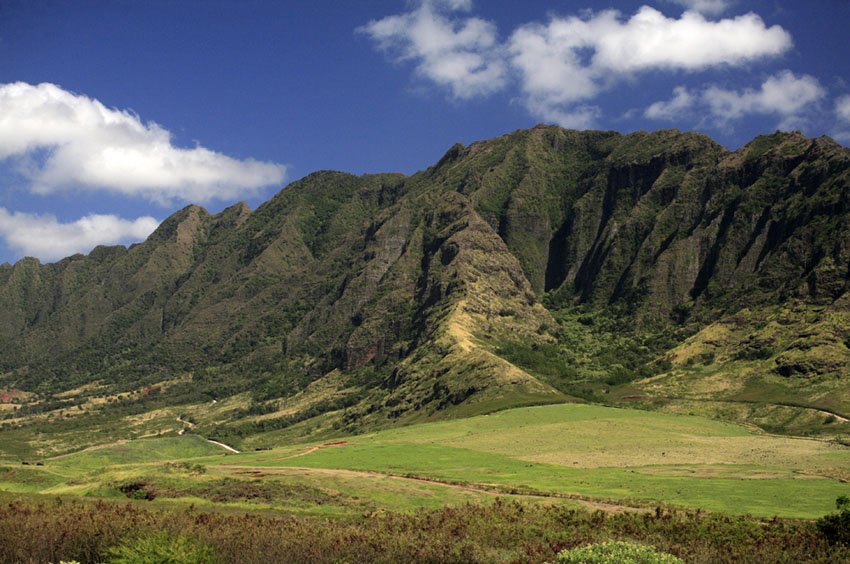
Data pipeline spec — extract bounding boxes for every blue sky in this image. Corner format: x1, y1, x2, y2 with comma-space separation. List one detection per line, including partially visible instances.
1, 0, 849, 263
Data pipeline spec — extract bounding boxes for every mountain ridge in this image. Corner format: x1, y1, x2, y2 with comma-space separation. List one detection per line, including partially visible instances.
1, 125, 848, 454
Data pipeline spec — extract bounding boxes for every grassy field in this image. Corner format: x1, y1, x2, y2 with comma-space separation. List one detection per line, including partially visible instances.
2, 403, 848, 520
219, 404, 849, 518
1, 433, 553, 518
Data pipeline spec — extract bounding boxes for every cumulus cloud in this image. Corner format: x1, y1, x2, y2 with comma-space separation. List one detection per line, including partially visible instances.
508, 6, 791, 127
703, 70, 825, 123
357, 0, 506, 99
644, 71, 825, 131
664, 0, 733, 16
836, 95, 850, 123
0, 82, 286, 205
570, 7, 790, 73
507, 22, 602, 126
644, 86, 695, 120
360, 3, 792, 128
0, 208, 159, 261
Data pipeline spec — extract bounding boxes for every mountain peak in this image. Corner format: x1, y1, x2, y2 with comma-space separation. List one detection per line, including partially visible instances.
215, 201, 252, 227
147, 204, 209, 245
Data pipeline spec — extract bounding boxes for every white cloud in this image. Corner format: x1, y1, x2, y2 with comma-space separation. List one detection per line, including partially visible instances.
703, 70, 825, 122
357, 0, 506, 99
0, 208, 159, 261
664, 0, 733, 16
644, 86, 695, 120
0, 82, 286, 205
836, 95, 850, 123
507, 22, 602, 127
534, 105, 601, 130
583, 7, 790, 72
645, 72, 825, 130
362, 3, 793, 128
508, 6, 791, 127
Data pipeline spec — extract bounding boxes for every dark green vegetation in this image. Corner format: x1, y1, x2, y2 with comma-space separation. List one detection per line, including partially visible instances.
817, 495, 850, 545
1, 126, 848, 457
1, 495, 848, 564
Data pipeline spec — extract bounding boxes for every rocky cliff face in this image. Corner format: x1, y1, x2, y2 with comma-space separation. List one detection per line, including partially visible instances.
1, 126, 848, 435
427, 127, 850, 322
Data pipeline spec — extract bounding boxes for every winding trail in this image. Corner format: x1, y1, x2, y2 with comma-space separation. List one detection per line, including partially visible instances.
175, 415, 194, 436
206, 439, 240, 453
818, 410, 850, 423
174, 415, 239, 452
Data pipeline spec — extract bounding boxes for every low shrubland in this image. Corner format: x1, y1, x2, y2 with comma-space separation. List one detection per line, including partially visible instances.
1, 496, 848, 563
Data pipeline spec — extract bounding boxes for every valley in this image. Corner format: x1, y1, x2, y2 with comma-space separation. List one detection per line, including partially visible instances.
1, 126, 849, 561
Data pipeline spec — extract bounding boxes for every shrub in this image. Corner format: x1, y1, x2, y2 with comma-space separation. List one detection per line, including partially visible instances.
117, 481, 156, 501
697, 352, 715, 365
734, 342, 775, 361
818, 495, 850, 545
165, 461, 207, 475
554, 541, 683, 563
652, 358, 673, 374
107, 532, 219, 564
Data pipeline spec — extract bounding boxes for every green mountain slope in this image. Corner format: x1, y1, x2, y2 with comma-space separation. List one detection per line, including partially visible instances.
1, 126, 848, 455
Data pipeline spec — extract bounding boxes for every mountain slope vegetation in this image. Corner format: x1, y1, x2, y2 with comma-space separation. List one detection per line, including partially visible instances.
1, 126, 848, 455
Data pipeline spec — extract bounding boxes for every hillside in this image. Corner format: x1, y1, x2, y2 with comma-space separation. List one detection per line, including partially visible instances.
1, 126, 849, 456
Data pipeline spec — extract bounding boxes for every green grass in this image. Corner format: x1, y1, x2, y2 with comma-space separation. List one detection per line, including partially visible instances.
222, 404, 850, 518
0, 429, 40, 462
231, 442, 845, 518
0, 465, 66, 493
151, 466, 547, 517
2, 405, 849, 519
48, 435, 224, 472
1, 434, 552, 518
0, 436, 228, 498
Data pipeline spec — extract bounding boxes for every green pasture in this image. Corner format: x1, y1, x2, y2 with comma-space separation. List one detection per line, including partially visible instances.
1, 404, 848, 519
226, 404, 850, 518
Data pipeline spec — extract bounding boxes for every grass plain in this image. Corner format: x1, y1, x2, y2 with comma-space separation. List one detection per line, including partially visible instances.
1, 403, 848, 520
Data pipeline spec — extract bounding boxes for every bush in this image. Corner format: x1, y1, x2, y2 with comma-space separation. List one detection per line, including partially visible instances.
734, 342, 775, 361
117, 481, 156, 501
818, 495, 850, 545
697, 352, 715, 365
554, 541, 683, 563
107, 532, 219, 564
